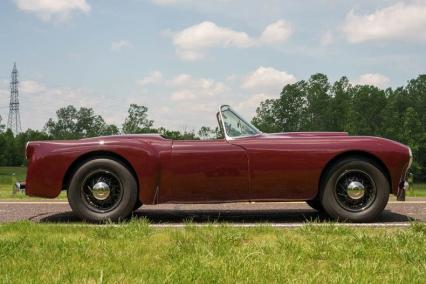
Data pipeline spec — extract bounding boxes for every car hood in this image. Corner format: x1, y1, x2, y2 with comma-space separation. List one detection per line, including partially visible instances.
268, 132, 349, 138
252, 132, 409, 151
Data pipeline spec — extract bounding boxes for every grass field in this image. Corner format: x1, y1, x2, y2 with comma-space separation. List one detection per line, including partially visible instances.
0, 167, 28, 199
407, 183, 426, 197
0, 221, 425, 283
1, 167, 425, 199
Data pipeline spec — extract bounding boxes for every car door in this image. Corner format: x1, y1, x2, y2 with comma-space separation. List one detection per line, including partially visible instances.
164, 139, 250, 202
229, 136, 318, 200
217, 105, 317, 201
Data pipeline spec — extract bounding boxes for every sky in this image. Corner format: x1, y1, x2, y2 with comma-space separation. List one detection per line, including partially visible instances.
0, 0, 425, 132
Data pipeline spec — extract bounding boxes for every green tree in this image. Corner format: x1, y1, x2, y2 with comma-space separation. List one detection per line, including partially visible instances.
0, 132, 7, 165
329, 76, 352, 131
305, 73, 332, 131
347, 85, 387, 135
0, 114, 5, 133
1, 129, 21, 166
403, 75, 426, 180
252, 99, 281, 133
400, 107, 424, 175
253, 81, 309, 132
157, 127, 198, 140
45, 105, 119, 139
122, 104, 155, 134
198, 126, 223, 139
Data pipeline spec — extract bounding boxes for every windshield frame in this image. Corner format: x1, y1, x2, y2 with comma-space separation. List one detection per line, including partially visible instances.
218, 105, 262, 140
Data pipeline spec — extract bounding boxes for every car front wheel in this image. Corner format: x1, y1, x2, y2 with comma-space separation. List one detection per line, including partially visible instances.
68, 158, 138, 223
320, 156, 390, 222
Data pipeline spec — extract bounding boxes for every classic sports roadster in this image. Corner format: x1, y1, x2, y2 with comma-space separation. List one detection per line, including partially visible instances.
19, 105, 412, 222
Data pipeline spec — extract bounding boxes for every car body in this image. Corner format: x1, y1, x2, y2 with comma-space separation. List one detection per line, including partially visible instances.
21, 105, 412, 222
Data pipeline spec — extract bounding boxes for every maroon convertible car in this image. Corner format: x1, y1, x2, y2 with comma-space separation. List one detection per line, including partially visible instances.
19, 105, 412, 222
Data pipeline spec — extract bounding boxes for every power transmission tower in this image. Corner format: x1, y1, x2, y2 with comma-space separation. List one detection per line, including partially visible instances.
7, 63, 22, 134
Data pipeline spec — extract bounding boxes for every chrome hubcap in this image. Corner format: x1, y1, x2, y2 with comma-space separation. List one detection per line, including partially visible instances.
91, 181, 111, 200
81, 170, 123, 212
335, 170, 377, 212
346, 181, 365, 200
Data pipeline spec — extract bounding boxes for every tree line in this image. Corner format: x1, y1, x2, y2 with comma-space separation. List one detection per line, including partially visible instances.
0, 104, 218, 167
252, 74, 426, 180
0, 73, 425, 180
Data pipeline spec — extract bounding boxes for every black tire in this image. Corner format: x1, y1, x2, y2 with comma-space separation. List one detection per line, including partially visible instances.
320, 156, 389, 222
68, 158, 138, 223
306, 200, 325, 212
133, 200, 142, 211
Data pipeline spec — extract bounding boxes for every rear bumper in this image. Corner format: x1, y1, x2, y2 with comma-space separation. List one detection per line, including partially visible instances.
397, 180, 409, 201
15, 182, 26, 193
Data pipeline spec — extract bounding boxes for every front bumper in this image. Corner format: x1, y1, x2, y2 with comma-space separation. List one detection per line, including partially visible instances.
15, 182, 26, 194
397, 147, 413, 201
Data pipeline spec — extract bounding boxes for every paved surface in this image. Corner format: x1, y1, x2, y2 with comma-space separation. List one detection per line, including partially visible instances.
0, 199, 425, 227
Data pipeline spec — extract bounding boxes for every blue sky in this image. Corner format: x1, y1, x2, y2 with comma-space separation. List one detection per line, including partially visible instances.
0, 0, 425, 131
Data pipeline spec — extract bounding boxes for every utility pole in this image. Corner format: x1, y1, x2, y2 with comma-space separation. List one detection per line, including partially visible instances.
7, 63, 22, 134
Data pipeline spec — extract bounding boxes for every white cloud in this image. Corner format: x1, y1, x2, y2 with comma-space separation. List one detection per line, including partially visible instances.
241, 66, 297, 93
136, 71, 163, 87
342, 2, 426, 43
320, 31, 334, 46
150, 0, 180, 5
7, 67, 296, 132
259, 20, 292, 44
0, 81, 10, 122
19, 80, 47, 94
111, 40, 133, 51
134, 72, 234, 129
137, 72, 228, 97
173, 21, 255, 60
168, 74, 227, 97
353, 73, 390, 88
150, 0, 232, 7
171, 90, 195, 101
0, 79, 130, 131
236, 67, 296, 118
14, 0, 91, 22
235, 93, 271, 115
172, 20, 292, 60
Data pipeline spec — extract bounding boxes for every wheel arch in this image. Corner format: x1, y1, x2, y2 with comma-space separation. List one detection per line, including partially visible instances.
62, 151, 139, 193
318, 150, 391, 197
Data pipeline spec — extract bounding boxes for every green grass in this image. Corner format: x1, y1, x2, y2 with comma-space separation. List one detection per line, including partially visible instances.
0, 221, 425, 283
408, 183, 426, 197
0, 167, 27, 199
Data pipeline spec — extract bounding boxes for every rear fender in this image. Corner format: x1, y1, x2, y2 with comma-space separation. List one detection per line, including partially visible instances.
26, 138, 170, 204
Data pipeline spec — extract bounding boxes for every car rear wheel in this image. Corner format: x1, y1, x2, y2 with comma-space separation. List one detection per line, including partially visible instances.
320, 156, 389, 222
68, 158, 138, 223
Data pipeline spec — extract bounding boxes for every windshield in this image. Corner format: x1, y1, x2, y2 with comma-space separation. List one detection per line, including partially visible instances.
220, 105, 261, 138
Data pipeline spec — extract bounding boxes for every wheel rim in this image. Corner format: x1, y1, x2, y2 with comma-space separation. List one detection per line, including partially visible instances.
81, 170, 123, 213
334, 169, 377, 212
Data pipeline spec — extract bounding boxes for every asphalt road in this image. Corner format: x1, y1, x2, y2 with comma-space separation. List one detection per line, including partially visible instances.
0, 199, 425, 227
